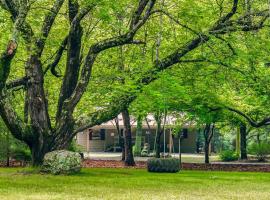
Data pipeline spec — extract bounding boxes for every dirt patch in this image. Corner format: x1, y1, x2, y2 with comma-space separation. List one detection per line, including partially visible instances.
83, 159, 270, 172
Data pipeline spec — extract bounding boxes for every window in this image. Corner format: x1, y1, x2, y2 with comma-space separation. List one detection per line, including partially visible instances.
182, 129, 188, 139
100, 129, 106, 140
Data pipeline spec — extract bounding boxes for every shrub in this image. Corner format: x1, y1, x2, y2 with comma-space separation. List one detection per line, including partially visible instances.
0, 132, 31, 165
219, 150, 239, 162
68, 140, 84, 153
12, 148, 31, 162
248, 142, 270, 162
41, 150, 82, 175
147, 158, 180, 173
133, 146, 141, 156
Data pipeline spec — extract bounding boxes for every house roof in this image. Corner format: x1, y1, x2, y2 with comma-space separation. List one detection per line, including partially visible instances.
91, 114, 195, 130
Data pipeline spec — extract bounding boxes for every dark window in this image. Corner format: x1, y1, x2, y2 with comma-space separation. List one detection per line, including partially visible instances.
100, 129, 106, 140
89, 129, 93, 140
182, 129, 188, 139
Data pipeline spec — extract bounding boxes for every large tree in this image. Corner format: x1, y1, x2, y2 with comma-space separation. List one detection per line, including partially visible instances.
0, 0, 268, 165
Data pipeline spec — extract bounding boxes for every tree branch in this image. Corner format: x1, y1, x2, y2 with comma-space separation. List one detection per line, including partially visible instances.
74, 0, 266, 134
57, 0, 157, 126
43, 35, 68, 77
227, 107, 270, 128
35, 0, 65, 56
6, 76, 29, 89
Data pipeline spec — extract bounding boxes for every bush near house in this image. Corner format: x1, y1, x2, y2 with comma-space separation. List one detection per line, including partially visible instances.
219, 150, 239, 162
147, 158, 180, 173
248, 142, 270, 162
41, 150, 82, 175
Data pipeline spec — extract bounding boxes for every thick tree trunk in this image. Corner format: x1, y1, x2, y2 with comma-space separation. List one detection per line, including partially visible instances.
204, 141, 210, 164
240, 123, 247, 160
122, 109, 135, 166
31, 145, 46, 166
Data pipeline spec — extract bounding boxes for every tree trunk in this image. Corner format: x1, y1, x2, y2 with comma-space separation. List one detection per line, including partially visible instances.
122, 109, 135, 166
5, 132, 10, 167
114, 117, 125, 160
154, 115, 162, 158
203, 123, 214, 164
31, 146, 46, 166
240, 123, 247, 159
204, 141, 210, 164
155, 131, 162, 158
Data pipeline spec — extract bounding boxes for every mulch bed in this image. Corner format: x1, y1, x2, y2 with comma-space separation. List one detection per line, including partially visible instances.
83, 160, 147, 169
83, 159, 270, 172
0, 160, 28, 167
2, 159, 270, 172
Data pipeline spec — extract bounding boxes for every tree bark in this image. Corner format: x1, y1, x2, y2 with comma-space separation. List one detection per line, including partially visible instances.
240, 123, 247, 159
203, 123, 214, 164
5, 132, 10, 167
122, 108, 135, 166
204, 141, 210, 164
154, 113, 162, 158
56, 0, 82, 120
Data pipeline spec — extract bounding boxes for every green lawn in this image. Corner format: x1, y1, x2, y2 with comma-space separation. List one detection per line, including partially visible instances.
0, 168, 270, 200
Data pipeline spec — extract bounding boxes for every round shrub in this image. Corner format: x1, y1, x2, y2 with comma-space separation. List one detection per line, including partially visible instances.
147, 158, 180, 173
41, 150, 82, 175
248, 142, 270, 162
219, 150, 239, 162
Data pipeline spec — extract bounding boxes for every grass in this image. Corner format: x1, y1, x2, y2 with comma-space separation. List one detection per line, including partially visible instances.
0, 168, 270, 200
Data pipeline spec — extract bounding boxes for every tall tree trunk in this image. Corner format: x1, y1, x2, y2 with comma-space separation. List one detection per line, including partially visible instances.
115, 117, 125, 160
122, 108, 135, 166
56, 0, 82, 120
204, 141, 210, 164
240, 123, 247, 159
203, 123, 215, 164
155, 131, 162, 158
26, 55, 52, 166
5, 132, 10, 167
154, 113, 162, 158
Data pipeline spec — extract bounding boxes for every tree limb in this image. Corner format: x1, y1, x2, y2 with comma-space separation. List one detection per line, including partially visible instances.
6, 76, 29, 89
227, 107, 270, 128
35, 0, 65, 56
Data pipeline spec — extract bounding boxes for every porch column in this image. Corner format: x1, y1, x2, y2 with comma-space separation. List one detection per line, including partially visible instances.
169, 129, 173, 154
86, 131, 90, 153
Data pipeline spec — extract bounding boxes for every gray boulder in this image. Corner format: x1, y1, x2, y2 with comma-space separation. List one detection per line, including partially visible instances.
41, 150, 82, 175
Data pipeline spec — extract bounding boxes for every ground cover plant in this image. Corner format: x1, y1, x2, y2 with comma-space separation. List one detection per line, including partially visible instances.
0, 168, 270, 200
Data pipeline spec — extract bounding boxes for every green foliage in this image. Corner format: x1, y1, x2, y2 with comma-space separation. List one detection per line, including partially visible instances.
41, 150, 82, 175
0, 120, 30, 163
68, 140, 84, 153
248, 142, 270, 162
147, 158, 180, 173
11, 147, 31, 162
219, 150, 239, 162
